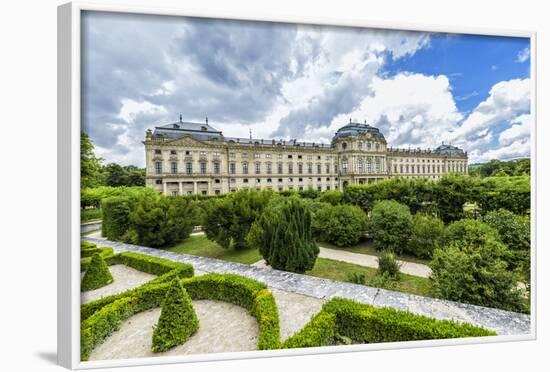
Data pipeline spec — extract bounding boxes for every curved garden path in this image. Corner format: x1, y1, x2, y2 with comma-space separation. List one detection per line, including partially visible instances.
82, 237, 531, 336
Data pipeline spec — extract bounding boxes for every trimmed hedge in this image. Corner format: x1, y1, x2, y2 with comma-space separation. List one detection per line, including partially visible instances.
80, 251, 120, 272
283, 297, 495, 349
81, 272, 281, 360
81, 246, 114, 259
151, 278, 199, 352
81, 241, 97, 250
81, 254, 114, 292
101, 196, 133, 240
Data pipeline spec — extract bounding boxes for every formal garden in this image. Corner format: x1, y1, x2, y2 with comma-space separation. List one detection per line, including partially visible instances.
79, 168, 531, 360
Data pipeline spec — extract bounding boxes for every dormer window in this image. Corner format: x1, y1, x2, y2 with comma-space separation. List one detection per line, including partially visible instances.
173, 124, 180, 129
201, 126, 207, 131
342, 142, 348, 150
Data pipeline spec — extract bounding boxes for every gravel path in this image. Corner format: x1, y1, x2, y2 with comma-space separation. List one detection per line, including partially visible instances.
317, 247, 432, 278
253, 247, 432, 278
81, 265, 156, 304
88, 300, 259, 361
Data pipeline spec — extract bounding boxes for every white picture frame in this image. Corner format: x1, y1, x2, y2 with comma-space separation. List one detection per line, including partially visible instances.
57, 1, 537, 369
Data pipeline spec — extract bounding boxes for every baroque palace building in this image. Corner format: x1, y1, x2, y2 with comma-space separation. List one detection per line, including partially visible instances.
144, 117, 468, 195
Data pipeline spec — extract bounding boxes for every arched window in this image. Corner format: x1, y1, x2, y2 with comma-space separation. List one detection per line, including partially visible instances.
367, 142, 372, 150
358, 158, 363, 173
358, 142, 363, 150
342, 142, 348, 150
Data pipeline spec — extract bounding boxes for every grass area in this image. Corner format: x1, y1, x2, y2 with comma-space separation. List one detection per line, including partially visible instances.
81, 208, 102, 223
166, 234, 433, 298
306, 257, 434, 298
165, 235, 262, 264
316, 238, 431, 266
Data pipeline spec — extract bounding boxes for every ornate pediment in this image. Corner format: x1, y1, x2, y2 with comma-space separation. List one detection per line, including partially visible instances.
164, 135, 207, 148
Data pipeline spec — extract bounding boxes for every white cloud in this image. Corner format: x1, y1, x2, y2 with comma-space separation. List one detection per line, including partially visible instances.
331, 72, 463, 149
516, 47, 530, 63
449, 78, 530, 145
469, 137, 530, 163
499, 114, 530, 145
118, 98, 167, 122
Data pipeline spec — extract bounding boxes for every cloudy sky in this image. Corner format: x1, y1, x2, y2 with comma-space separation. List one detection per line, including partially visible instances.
82, 11, 531, 167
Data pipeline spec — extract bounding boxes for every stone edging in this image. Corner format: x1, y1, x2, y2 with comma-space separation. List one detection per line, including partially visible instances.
82, 237, 531, 336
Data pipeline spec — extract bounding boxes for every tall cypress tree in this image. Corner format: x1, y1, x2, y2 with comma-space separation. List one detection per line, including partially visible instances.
248, 197, 319, 273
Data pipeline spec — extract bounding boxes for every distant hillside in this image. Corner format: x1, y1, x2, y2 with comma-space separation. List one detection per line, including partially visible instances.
468, 158, 530, 178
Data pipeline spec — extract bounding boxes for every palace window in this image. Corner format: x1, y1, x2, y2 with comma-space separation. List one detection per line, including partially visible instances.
288, 154, 293, 159
213, 162, 220, 174
267, 178, 272, 183
215, 179, 221, 183
406, 165, 410, 173
366, 159, 371, 173
230, 178, 236, 183
200, 151, 207, 156
267, 163, 272, 174
229, 152, 236, 158
358, 159, 363, 173
185, 162, 192, 174
367, 142, 372, 150
255, 162, 261, 174
154, 149, 162, 155
317, 163, 322, 174
299, 178, 303, 182
171, 162, 177, 174
155, 179, 162, 185
215, 190, 221, 195
375, 158, 381, 173
256, 179, 261, 184
307, 163, 313, 174
317, 155, 321, 160
358, 142, 363, 150
326, 186, 331, 190
342, 142, 347, 150
185, 150, 191, 155
342, 160, 348, 174
266, 154, 272, 159
242, 153, 248, 158
155, 161, 162, 174
170, 150, 177, 155
243, 162, 249, 174
326, 164, 330, 174
376, 143, 380, 151
243, 179, 249, 183
307, 155, 312, 160
277, 163, 283, 174
278, 178, 283, 183
230, 163, 236, 174
298, 155, 303, 159
288, 164, 293, 174
200, 162, 207, 174
278, 154, 283, 160
400, 165, 403, 173
254, 153, 260, 159
298, 163, 303, 174
289, 178, 293, 182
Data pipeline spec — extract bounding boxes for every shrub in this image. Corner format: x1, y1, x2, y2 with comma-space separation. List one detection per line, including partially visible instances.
432, 175, 480, 223
101, 196, 133, 240
443, 219, 501, 247
312, 204, 368, 247
151, 278, 199, 352
407, 213, 445, 258
81, 254, 114, 291
81, 272, 281, 359
476, 176, 530, 215
282, 297, 495, 349
203, 189, 274, 250
345, 272, 366, 285
247, 197, 319, 273
298, 188, 321, 199
377, 251, 401, 278
319, 190, 343, 206
369, 200, 413, 254
483, 209, 530, 274
430, 240, 526, 313
81, 246, 114, 258
128, 194, 195, 247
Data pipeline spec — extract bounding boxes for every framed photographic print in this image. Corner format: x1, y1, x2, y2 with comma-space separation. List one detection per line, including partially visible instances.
57, 1, 536, 369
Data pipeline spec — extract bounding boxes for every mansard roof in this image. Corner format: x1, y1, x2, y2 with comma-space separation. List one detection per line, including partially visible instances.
152, 119, 223, 141
331, 122, 386, 145
433, 144, 466, 156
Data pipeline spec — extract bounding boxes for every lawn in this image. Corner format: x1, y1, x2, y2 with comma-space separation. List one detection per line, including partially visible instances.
166, 234, 433, 298
306, 257, 434, 298
165, 235, 262, 264
316, 238, 431, 266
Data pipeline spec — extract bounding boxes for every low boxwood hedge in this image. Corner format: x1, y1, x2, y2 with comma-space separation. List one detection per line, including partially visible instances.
81, 246, 114, 259
283, 297, 495, 349
80, 272, 281, 360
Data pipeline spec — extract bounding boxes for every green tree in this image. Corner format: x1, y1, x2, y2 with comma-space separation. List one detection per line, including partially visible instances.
431, 240, 525, 313
319, 190, 343, 206
312, 204, 368, 247
103, 163, 146, 187
483, 209, 530, 274
433, 175, 479, 223
369, 200, 413, 254
128, 194, 195, 247
443, 219, 502, 247
80, 132, 104, 188
151, 278, 199, 352
203, 189, 274, 250
407, 213, 445, 259
247, 197, 319, 273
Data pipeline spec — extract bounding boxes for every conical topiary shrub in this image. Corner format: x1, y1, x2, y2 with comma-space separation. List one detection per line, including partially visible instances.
81, 253, 114, 291
151, 278, 199, 352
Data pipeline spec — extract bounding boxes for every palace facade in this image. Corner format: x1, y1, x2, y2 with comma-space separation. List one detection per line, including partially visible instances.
144, 118, 468, 195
